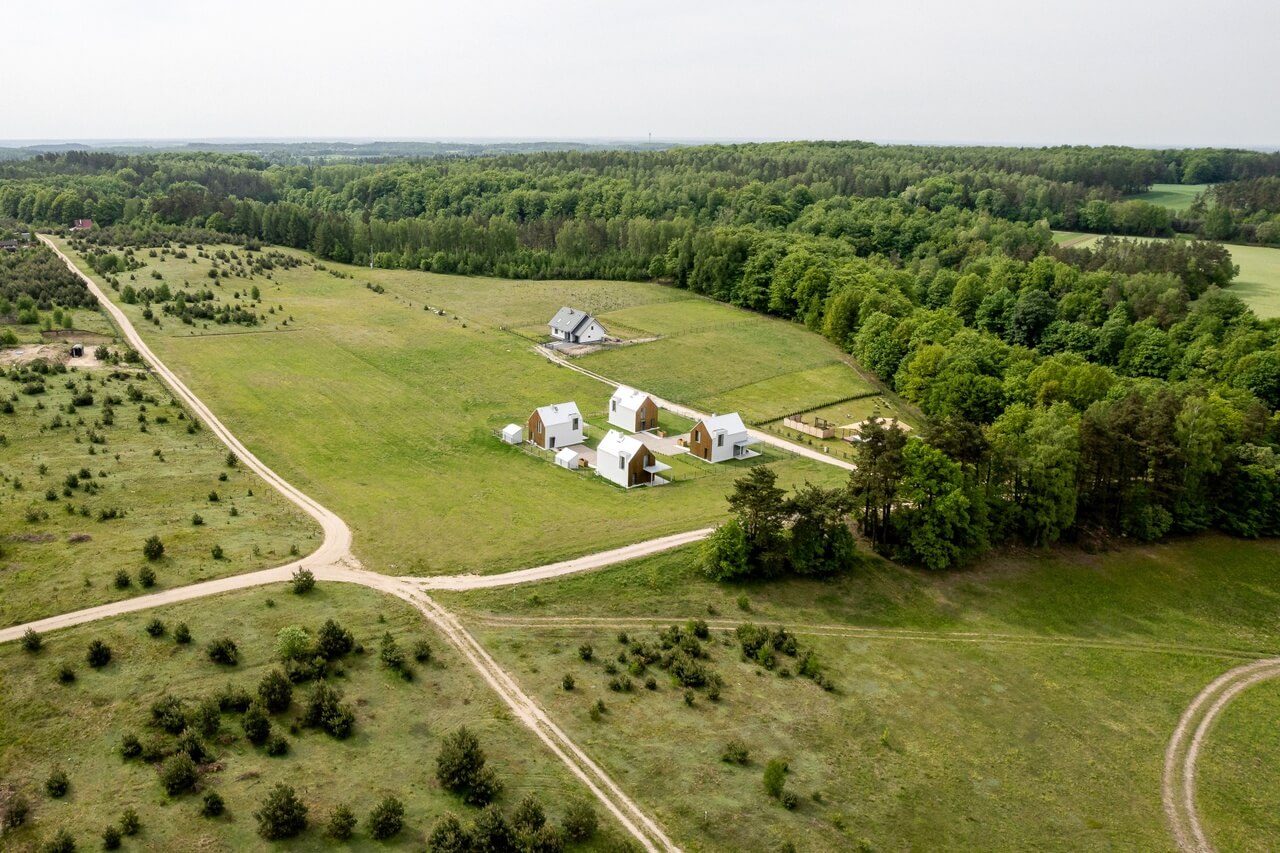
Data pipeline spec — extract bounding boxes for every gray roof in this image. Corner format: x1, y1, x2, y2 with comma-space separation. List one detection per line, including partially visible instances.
549, 306, 596, 335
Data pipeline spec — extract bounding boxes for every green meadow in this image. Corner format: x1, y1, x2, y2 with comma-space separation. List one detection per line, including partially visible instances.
53, 239, 848, 577
438, 535, 1280, 851
1130, 183, 1208, 212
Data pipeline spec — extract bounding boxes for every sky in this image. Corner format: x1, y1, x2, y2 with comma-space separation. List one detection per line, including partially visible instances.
3, 0, 1278, 148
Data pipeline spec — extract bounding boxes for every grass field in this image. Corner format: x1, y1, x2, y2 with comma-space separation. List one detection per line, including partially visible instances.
437, 535, 1280, 851
1130, 183, 1208, 212
1052, 231, 1280, 319
0, 363, 317, 627
53, 239, 847, 577
1196, 679, 1280, 851
0, 582, 625, 852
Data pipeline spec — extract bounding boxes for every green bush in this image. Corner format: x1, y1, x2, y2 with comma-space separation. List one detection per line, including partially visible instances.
561, 798, 599, 842
161, 752, 198, 795
427, 813, 471, 852
302, 681, 355, 738
243, 701, 271, 745
201, 790, 225, 817
265, 734, 290, 756
45, 766, 69, 798
258, 668, 293, 713
41, 828, 76, 853
120, 732, 143, 759
119, 808, 141, 836
86, 638, 112, 668
254, 783, 308, 840
367, 795, 405, 840
763, 758, 788, 799
206, 637, 238, 665
102, 823, 123, 850
316, 618, 354, 660
327, 804, 357, 840
113, 569, 131, 589
561, 673, 575, 691
142, 535, 164, 560
20, 627, 42, 653
138, 565, 156, 587
511, 794, 546, 834
722, 739, 750, 765
436, 726, 501, 806
291, 567, 315, 594
578, 643, 593, 661
413, 639, 433, 663
145, 618, 166, 637
173, 622, 192, 644
469, 806, 514, 852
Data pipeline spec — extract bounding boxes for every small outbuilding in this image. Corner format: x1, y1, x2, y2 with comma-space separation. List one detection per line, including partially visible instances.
500, 423, 524, 445
608, 385, 659, 433
71, 218, 94, 231
548, 307, 607, 344
554, 447, 582, 470
528, 401, 585, 450
596, 429, 670, 489
689, 412, 759, 463
70, 343, 84, 358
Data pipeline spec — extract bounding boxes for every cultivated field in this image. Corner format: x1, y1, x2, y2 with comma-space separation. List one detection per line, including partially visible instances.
438, 535, 1280, 851
0, 582, 625, 851
52, 239, 847, 577
0, 362, 317, 627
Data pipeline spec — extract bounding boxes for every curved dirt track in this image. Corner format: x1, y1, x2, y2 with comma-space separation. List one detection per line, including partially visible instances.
29, 236, 681, 853
1162, 657, 1280, 852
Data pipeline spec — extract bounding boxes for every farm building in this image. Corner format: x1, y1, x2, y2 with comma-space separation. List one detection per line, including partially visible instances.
0, 239, 17, 252
527, 402, 584, 449
554, 447, 583, 470
596, 430, 670, 489
500, 423, 523, 444
548, 307, 607, 344
71, 218, 94, 231
689, 412, 759, 463
608, 385, 658, 433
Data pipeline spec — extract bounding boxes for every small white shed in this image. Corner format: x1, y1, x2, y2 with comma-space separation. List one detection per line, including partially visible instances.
501, 423, 523, 445
554, 447, 582, 470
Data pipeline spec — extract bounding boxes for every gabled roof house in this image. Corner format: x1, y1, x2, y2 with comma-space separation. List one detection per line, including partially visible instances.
689, 412, 759, 463
548, 307, 607, 344
608, 385, 658, 433
596, 430, 670, 489
527, 402, 584, 450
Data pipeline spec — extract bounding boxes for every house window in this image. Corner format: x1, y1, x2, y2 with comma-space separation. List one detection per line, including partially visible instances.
611, 400, 617, 412
550, 436, 556, 448
618, 454, 625, 470
572, 417, 579, 430
717, 433, 724, 447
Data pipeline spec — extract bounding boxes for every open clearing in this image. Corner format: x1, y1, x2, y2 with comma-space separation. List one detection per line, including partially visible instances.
1053, 231, 1280, 318
0, 582, 627, 851
438, 535, 1280, 851
1194, 679, 1280, 851
51, 238, 847, 577
1130, 183, 1208, 212
0, 362, 317, 627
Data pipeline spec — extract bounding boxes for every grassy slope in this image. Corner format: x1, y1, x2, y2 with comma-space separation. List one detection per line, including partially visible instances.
0, 367, 317, 627
1130, 183, 1208, 213
438, 535, 1280, 851
52, 239, 845, 576
1196, 679, 1280, 851
0, 582, 625, 852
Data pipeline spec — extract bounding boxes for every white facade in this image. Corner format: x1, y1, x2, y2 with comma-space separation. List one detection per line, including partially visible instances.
548, 306, 607, 344
531, 402, 584, 449
500, 423, 523, 444
595, 429, 670, 489
608, 385, 655, 432
696, 412, 758, 463
554, 447, 582, 469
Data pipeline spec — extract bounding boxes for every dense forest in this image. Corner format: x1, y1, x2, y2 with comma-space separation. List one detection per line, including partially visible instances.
5, 141, 1280, 568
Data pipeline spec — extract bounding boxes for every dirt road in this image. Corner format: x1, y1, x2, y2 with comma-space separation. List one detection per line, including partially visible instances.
535, 345, 857, 472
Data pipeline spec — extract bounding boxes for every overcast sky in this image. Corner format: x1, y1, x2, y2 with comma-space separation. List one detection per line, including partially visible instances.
4, 0, 1277, 147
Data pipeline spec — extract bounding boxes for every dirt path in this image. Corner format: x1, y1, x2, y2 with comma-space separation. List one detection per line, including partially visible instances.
1162, 657, 1280, 852
34, 236, 680, 853
535, 345, 857, 472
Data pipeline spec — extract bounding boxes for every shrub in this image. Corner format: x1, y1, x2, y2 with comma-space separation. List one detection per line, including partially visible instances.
145, 618, 166, 637
21, 627, 42, 652
413, 639, 433, 663
257, 668, 293, 713
265, 734, 290, 756
291, 567, 315, 594
45, 766, 69, 798
511, 794, 546, 834
41, 829, 76, 853
780, 790, 799, 810
316, 618, 354, 660
201, 790, 225, 817
436, 726, 502, 806
326, 804, 357, 841
367, 795, 405, 840
150, 695, 188, 734
207, 637, 238, 665
561, 798, 599, 842
722, 739, 750, 765
1, 793, 30, 829
161, 752, 198, 795
191, 512, 204, 526
192, 696, 222, 738
87, 638, 112, 668
243, 702, 271, 745
208, 490, 219, 502
119, 808, 140, 836
683, 689, 695, 706
616, 631, 629, 645
427, 813, 471, 853
469, 805, 514, 852
138, 565, 156, 588
561, 673, 575, 691
173, 622, 191, 644
120, 732, 143, 759
645, 676, 657, 690
763, 758, 788, 799
225, 452, 238, 468
577, 643, 593, 662
142, 535, 164, 560
379, 632, 406, 671
302, 681, 355, 739
254, 783, 308, 840
689, 618, 710, 639
57, 663, 76, 683
113, 569, 131, 589
211, 544, 224, 560
275, 625, 312, 662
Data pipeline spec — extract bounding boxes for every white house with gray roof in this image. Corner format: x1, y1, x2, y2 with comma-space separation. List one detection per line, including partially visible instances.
527, 401, 585, 450
548, 307, 607, 344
